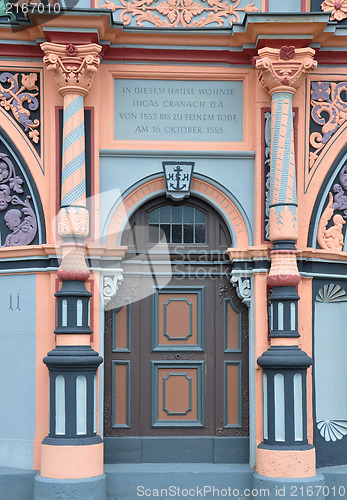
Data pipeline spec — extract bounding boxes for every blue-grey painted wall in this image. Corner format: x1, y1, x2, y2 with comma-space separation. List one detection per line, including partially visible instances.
99, 153, 255, 244
0, 274, 36, 469
268, 0, 301, 12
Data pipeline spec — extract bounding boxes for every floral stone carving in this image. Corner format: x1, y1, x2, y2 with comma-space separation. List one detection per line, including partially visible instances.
310, 81, 347, 168
321, 0, 347, 22
0, 153, 37, 247
256, 46, 317, 95
41, 42, 102, 97
0, 72, 40, 144
101, 0, 259, 28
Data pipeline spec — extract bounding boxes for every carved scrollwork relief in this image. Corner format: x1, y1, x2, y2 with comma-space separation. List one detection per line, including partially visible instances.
101, 0, 258, 28
103, 271, 124, 306
0, 153, 37, 247
310, 81, 347, 168
0, 72, 40, 145
230, 270, 252, 306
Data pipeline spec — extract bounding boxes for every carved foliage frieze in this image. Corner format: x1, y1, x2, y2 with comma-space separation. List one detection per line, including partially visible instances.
0, 72, 40, 147
0, 153, 37, 247
310, 81, 347, 169
101, 0, 259, 28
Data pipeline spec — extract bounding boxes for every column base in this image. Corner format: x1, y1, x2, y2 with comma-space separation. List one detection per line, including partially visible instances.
34, 473, 106, 500
40, 441, 104, 478
252, 472, 325, 500
256, 445, 316, 478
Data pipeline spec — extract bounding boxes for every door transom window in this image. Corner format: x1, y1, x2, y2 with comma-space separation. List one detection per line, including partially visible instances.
148, 204, 206, 244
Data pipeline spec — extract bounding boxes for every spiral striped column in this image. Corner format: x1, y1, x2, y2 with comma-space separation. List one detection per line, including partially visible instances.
37, 42, 106, 500
61, 93, 86, 208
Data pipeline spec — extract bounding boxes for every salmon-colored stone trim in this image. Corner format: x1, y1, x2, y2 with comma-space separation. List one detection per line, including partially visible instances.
55, 334, 91, 346
41, 442, 104, 479
256, 446, 316, 478
270, 338, 298, 346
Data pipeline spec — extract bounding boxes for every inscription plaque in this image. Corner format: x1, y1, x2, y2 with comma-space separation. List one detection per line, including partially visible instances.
114, 79, 243, 142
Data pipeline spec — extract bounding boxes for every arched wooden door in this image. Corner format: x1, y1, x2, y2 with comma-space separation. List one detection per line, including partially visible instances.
104, 196, 249, 448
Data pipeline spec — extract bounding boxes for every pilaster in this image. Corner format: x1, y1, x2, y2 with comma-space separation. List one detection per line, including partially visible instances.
255, 46, 317, 480
35, 42, 105, 498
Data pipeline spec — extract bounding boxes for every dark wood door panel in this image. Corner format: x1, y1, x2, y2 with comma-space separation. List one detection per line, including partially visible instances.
104, 274, 248, 437
104, 195, 249, 438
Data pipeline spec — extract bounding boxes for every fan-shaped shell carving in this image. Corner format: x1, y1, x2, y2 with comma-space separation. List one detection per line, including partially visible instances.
317, 420, 347, 442
316, 283, 347, 302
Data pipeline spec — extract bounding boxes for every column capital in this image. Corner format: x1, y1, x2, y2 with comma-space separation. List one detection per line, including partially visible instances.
255, 46, 317, 95
41, 42, 102, 97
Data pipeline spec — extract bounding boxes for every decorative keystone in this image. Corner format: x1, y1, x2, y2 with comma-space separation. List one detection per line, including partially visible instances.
255, 46, 317, 95
41, 42, 102, 97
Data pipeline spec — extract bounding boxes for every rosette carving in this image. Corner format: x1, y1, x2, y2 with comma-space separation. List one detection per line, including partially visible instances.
41, 42, 102, 97
255, 46, 317, 95
321, 0, 347, 22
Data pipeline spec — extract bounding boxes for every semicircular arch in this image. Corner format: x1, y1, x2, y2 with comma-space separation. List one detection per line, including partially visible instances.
0, 127, 46, 245
105, 173, 252, 249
